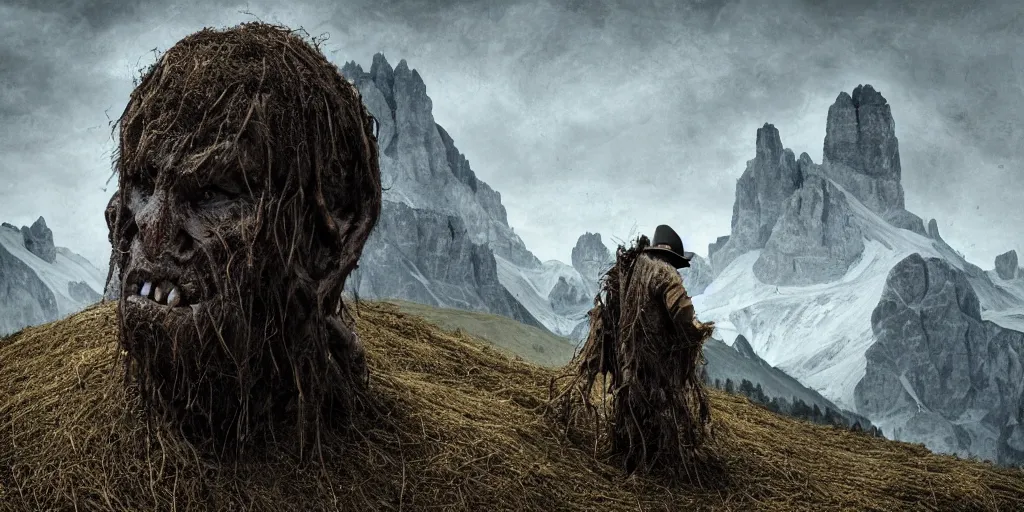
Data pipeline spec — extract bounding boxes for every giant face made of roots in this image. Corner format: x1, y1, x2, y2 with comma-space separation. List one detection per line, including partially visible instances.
104, 23, 381, 453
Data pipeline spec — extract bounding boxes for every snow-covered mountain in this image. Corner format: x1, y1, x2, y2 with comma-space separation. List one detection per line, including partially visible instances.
496, 232, 612, 337
495, 256, 591, 337
696, 181, 1022, 409
0, 217, 106, 336
693, 85, 1024, 465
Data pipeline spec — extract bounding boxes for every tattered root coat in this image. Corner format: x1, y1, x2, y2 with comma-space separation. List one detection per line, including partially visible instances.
578, 250, 715, 474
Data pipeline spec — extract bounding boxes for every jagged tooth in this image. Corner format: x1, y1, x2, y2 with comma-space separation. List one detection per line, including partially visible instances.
163, 281, 176, 304
140, 281, 152, 297
154, 285, 164, 303
167, 287, 180, 308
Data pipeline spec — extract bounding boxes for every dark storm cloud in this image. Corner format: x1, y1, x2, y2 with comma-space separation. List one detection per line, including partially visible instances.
0, 0, 1021, 269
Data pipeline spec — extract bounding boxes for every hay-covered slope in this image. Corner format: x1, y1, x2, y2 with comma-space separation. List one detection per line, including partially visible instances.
2, 302, 1023, 512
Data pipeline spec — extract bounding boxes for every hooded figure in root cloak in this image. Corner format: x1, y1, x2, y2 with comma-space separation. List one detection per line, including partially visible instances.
551, 225, 716, 476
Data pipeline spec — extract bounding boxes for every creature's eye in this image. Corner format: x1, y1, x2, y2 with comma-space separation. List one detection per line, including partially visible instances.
198, 185, 238, 204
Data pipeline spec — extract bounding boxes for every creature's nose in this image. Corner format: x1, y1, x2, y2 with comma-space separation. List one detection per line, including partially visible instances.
135, 192, 196, 262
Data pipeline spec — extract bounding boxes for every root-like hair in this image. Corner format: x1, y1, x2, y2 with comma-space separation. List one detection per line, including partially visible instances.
549, 235, 718, 481
106, 22, 382, 459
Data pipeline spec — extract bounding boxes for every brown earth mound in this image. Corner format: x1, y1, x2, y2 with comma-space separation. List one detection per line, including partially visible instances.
2, 301, 1023, 511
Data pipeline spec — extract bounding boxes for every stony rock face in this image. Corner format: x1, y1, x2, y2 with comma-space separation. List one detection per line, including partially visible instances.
571, 232, 613, 287
707, 235, 729, 269
753, 176, 865, 286
884, 209, 927, 237
20, 216, 56, 263
927, 219, 943, 241
0, 241, 59, 336
680, 253, 714, 296
821, 85, 905, 216
341, 55, 539, 269
335, 54, 555, 329
349, 200, 544, 330
995, 250, 1019, 280
711, 86, 923, 275
435, 124, 508, 226
855, 254, 1024, 466
732, 334, 758, 360
548, 276, 590, 315
711, 124, 805, 272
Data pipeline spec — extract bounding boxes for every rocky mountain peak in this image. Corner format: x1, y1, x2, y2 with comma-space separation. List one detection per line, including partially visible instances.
798, 152, 815, 170
857, 253, 1024, 465
752, 175, 865, 285
733, 334, 758, 360
21, 216, 56, 263
822, 84, 905, 214
995, 250, 1019, 280
342, 54, 540, 268
709, 123, 803, 271
571, 232, 612, 283
548, 276, 590, 314
393, 59, 427, 98
851, 83, 886, 109
927, 219, 943, 241
369, 53, 396, 112
710, 85, 934, 275
680, 253, 714, 296
755, 123, 785, 162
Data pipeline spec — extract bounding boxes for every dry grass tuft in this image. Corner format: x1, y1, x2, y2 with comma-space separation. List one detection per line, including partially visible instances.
2, 301, 1023, 511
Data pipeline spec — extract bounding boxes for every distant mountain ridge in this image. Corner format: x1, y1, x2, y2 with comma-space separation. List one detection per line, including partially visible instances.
338, 54, 545, 329
341, 54, 539, 268
693, 84, 1024, 466
0, 217, 105, 336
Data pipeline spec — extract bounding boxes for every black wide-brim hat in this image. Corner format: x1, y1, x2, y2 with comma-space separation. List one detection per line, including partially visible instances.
644, 224, 694, 268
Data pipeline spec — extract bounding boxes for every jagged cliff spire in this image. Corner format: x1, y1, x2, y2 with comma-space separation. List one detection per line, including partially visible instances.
709, 123, 803, 272
822, 84, 905, 214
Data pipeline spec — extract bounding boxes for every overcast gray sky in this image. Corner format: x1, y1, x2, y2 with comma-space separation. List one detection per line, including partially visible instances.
1, 0, 1021, 270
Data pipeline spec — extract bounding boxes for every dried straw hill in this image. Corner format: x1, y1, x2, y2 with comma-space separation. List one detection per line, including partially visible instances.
2, 301, 1023, 511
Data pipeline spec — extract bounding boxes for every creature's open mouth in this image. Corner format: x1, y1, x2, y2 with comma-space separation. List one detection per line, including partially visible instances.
124, 269, 208, 308
126, 280, 190, 307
